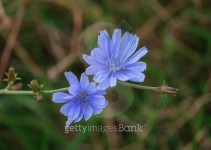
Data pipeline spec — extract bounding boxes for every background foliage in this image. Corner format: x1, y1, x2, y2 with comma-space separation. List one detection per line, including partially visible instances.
0, 0, 211, 149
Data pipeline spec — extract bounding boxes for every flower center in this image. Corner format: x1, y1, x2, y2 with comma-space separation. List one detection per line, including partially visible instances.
77, 91, 89, 104
108, 59, 122, 72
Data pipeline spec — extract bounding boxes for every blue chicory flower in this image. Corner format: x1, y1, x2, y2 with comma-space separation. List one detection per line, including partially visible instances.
52, 71, 108, 127
83, 29, 148, 89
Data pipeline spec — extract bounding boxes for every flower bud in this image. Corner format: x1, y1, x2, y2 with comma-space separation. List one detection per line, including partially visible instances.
36, 94, 43, 102
29, 79, 40, 92
8, 67, 15, 85
159, 86, 178, 96
9, 83, 23, 90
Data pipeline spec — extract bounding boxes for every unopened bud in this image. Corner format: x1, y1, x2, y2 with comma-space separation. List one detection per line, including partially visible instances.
9, 83, 23, 90
159, 86, 178, 96
8, 67, 15, 85
29, 79, 40, 92
36, 95, 43, 102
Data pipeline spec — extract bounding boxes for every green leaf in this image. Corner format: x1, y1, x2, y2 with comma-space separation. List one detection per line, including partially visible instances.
3, 79, 8, 82
16, 77, 22, 80
40, 84, 45, 88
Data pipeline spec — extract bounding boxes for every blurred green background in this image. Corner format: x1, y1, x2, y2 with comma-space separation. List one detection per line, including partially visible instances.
0, 0, 211, 149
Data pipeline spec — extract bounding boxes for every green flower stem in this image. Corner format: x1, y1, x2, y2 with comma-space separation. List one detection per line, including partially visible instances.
118, 81, 159, 92
0, 87, 69, 95
118, 81, 178, 96
0, 82, 177, 96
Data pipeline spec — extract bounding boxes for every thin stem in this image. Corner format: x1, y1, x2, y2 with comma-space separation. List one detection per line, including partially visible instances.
118, 81, 159, 92
0, 82, 177, 96
44, 87, 69, 94
0, 87, 69, 95
118, 81, 178, 96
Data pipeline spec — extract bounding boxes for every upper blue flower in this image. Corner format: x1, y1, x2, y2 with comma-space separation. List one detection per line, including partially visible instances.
52, 71, 108, 127
83, 29, 148, 89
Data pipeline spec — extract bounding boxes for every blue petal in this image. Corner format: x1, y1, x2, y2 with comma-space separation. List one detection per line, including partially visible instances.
119, 32, 131, 54
86, 66, 104, 75
74, 111, 83, 123
90, 100, 108, 108
110, 73, 117, 87
64, 71, 79, 86
63, 95, 75, 100
90, 48, 107, 63
91, 106, 103, 115
84, 83, 97, 95
68, 84, 80, 96
52, 92, 71, 103
112, 29, 122, 45
68, 101, 81, 120
124, 62, 146, 71
60, 101, 74, 116
93, 70, 110, 82
98, 77, 111, 90
111, 29, 121, 57
98, 30, 111, 57
92, 90, 106, 95
83, 55, 105, 66
91, 48, 105, 57
66, 117, 74, 127
125, 47, 148, 64
88, 95, 106, 105
121, 34, 139, 60
83, 103, 93, 121
80, 73, 89, 89
129, 73, 145, 82
120, 70, 141, 79
84, 83, 106, 96
116, 71, 129, 81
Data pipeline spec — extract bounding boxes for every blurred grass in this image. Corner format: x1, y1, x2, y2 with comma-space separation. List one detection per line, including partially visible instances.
0, 0, 211, 149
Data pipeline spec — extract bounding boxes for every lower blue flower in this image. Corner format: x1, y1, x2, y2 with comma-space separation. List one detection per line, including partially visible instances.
52, 71, 108, 127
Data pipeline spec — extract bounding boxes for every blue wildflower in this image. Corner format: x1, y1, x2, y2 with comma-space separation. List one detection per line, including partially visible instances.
52, 71, 108, 127
83, 29, 148, 89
